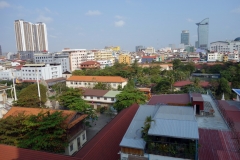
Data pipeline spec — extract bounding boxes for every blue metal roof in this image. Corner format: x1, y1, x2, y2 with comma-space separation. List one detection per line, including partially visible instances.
232, 89, 240, 96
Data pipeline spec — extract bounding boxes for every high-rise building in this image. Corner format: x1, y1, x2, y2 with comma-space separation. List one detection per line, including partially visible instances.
181, 30, 189, 45
196, 18, 209, 50
14, 19, 48, 52
135, 45, 145, 52
0, 45, 2, 55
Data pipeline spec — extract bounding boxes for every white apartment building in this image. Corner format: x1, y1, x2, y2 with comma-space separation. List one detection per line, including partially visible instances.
21, 64, 62, 80
0, 69, 21, 80
228, 52, 239, 62
92, 49, 115, 61
144, 47, 155, 53
97, 59, 114, 69
210, 39, 240, 53
14, 20, 48, 52
34, 52, 70, 72
207, 52, 223, 62
66, 76, 128, 90
62, 49, 89, 71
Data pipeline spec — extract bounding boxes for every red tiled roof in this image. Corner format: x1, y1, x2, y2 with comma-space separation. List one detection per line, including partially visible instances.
80, 61, 100, 65
0, 144, 78, 160
3, 107, 87, 129
82, 89, 109, 97
173, 80, 210, 88
148, 94, 190, 105
67, 76, 127, 83
74, 104, 139, 160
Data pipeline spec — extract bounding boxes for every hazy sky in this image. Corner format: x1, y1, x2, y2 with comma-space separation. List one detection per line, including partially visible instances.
0, 0, 240, 52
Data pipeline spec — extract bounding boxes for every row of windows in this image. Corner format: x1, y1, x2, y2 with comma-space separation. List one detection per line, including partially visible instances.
70, 82, 118, 86
22, 70, 41, 72
83, 96, 114, 101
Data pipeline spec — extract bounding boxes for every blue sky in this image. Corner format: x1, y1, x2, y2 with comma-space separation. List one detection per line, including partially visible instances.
0, 0, 240, 52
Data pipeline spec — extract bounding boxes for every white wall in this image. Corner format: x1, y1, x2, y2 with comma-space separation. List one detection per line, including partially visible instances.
21, 64, 62, 80
67, 81, 127, 90
66, 130, 87, 155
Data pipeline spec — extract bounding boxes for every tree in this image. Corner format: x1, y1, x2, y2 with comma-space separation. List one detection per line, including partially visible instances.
58, 88, 97, 122
0, 113, 28, 146
154, 79, 171, 94
0, 111, 69, 153
216, 78, 231, 99
141, 116, 155, 141
172, 59, 182, 70
18, 111, 68, 153
113, 88, 147, 113
14, 84, 47, 108
72, 70, 85, 76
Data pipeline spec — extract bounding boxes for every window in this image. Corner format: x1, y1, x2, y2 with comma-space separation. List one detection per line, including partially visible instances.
71, 82, 73, 84
84, 96, 87, 98
91, 96, 93, 99
104, 97, 107, 100
111, 98, 114, 101
77, 137, 81, 147
97, 97, 100, 100
82, 133, 85, 140
70, 144, 73, 151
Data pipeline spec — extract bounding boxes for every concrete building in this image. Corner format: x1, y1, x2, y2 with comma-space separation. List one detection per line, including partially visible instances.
105, 46, 120, 52
97, 59, 114, 69
66, 76, 128, 90
118, 54, 131, 65
92, 49, 115, 62
196, 18, 209, 50
120, 104, 199, 160
144, 47, 155, 53
14, 20, 48, 52
81, 89, 121, 110
34, 52, 70, 72
21, 63, 62, 80
210, 37, 240, 52
181, 30, 190, 45
0, 45, 2, 56
136, 45, 145, 52
80, 61, 101, 70
62, 49, 88, 71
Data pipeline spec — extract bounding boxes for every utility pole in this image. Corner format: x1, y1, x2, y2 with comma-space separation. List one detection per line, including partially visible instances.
11, 71, 17, 101
36, 68, 41, 108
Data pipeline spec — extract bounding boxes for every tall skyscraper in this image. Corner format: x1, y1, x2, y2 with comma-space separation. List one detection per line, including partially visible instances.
181, 30, 189, 45
14, 19, 48, 52
135, 45, 145, 52
0, 45, 2, 55
196, 18, 209, 50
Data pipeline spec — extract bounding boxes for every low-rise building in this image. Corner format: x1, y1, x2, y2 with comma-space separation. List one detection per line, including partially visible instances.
81, 89, 121, 110
80, 61, 101, 70
3, 107, 88, 155
66, 76, 128, 90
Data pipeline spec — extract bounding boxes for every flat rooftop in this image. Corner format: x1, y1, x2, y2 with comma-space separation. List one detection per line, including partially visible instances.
196, 94, 229, 130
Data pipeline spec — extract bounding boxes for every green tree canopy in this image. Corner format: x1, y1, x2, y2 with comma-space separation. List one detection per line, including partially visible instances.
58, 88, 97, 120
0, 111, 68, 153
113, 88, 147, 113
14, 84, 47, 108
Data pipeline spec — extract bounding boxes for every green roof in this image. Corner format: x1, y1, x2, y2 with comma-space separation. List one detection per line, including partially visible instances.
103, 91, 122, 97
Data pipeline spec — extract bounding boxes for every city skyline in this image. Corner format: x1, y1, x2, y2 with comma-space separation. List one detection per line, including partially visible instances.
0, 0, 240, 52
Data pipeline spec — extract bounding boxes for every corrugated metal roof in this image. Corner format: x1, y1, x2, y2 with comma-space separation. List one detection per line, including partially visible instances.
148, 119, 199, 139
154, 105, 195, 121
103, 91, 122, 97
120, 105, 158, 149
120, 138, 146, 149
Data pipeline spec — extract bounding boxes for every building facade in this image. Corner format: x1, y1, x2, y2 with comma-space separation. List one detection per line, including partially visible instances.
34, 52, 70, 72
210, 38, 240, 52
181, 30, 190, 45
196, 18, 209, 50
136, 45, 145, 52
118, 54, 131, 65
14, 20, 48, 52
21, 63, 62, 80
66, 76, 128, 90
